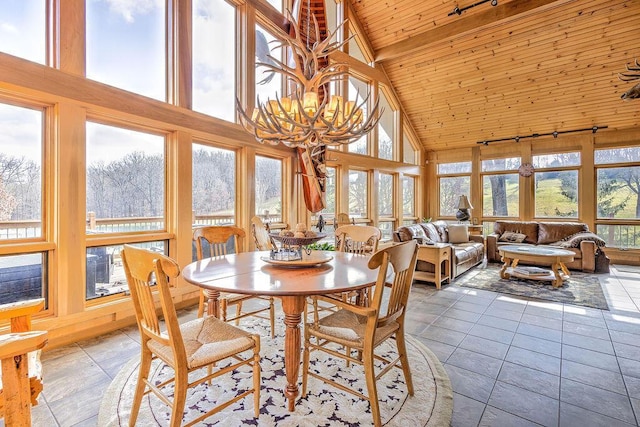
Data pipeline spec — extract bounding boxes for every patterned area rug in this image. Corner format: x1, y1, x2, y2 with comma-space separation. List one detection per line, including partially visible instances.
456, 263, 608, 310
97, 319, 453, 426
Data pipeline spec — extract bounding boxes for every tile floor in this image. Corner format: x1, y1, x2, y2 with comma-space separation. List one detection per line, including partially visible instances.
20, 264, 640, 426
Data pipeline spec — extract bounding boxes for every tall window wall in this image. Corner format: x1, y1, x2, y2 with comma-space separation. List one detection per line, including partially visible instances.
378, 173, 394, 239
482, 157, 520, 218
348, 76, 369, 155
86, 0, 166, 101
0, 1, 46, 64
438, 162, 471, 218
595, 146, 640, 248
377, 90, 395, 161
348, 170, 368, 219
192, 144, 236, 226
0, 101, 48, 305
255, 25, 283, 104
402, 175, 416, 225
192, 0, 237, 121
255, 155, 283, 224
0, 1, 424, 335
311, 166, 336, 225
85, 121, 167, 300
533, 152, 580, 219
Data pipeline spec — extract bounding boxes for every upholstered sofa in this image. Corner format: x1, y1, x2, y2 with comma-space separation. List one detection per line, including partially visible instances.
393, 220, 484, 279
486, 221, 606, 273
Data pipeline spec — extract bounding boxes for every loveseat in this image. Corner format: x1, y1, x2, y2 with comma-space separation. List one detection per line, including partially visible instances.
486, 221, 606, 273
393, 220, 484, 279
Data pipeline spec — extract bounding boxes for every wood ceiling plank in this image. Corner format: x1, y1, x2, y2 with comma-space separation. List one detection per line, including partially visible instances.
374, 0, 574, 62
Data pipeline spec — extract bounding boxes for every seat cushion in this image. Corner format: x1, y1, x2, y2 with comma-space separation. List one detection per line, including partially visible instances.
453, 242, 484, 264
310, 309, 400, 348
147, 316, 256, 369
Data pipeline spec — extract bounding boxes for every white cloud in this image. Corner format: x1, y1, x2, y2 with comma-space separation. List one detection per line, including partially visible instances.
103, 0, 163, 23
0, 23, 18, 34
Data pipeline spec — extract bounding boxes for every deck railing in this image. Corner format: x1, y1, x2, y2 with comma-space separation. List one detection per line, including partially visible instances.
0, 213, 285, 239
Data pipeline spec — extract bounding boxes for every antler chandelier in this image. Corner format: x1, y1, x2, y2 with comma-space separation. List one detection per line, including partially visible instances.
237, 12, 380, 148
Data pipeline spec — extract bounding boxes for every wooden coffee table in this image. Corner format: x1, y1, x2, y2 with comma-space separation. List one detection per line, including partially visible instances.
498, 245, 575, 288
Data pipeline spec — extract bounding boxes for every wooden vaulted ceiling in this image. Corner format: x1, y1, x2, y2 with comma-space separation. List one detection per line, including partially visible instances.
348, 0, 640, 152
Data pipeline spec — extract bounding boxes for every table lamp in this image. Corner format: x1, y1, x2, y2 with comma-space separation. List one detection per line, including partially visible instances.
455, 195, 473, 222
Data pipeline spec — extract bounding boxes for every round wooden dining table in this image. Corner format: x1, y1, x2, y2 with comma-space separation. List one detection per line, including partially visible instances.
181, 250, 379, 412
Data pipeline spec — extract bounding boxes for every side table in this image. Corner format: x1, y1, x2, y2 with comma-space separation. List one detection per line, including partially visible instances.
413, 243, 452, 290
468, 225, 483, 236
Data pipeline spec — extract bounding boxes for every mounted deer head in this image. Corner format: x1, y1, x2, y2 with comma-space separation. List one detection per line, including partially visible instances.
619, 59, 640, 100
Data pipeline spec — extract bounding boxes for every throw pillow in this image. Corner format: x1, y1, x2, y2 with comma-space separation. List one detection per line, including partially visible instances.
448, 224, 469, 244
499, 231, 527, 243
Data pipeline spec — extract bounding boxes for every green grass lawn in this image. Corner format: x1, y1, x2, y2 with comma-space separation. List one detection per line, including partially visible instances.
482, 177, 638, 219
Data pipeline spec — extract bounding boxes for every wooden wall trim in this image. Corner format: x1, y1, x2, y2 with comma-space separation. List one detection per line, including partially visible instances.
0, 52, 254, 144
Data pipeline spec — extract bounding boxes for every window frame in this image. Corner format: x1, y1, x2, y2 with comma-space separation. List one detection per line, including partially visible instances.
594, 144, 640, 249
531, 151, 581, 220
480, 156, 521, 220
0, 96, 54, 310
437, 161, 472, 219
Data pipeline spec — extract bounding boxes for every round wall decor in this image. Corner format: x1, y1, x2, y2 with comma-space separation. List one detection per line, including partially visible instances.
518, 162, 535, 177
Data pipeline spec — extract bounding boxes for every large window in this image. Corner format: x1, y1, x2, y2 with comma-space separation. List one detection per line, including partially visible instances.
192, 0, 236, 122
403, 129, 417, 164
192, 144, 236, 226
595, 146, 640, 248
349, 31, 367, 63
0, 101, 48, 306
86, 122, 166, 233
312, 166, 336, 225
438, 162, 471, 217
0, 103, 43, 240
481, 157, 520, 218
378, 173, 394, 240
0, 253, 46, 305
86, 0, 166, 101
533, 152, 580, 218
348, 76, 369, 155
403, 175, 416, 224
377, 90, 394, 160
255, 156, 282, 223
255, 25, 283, 104
85, 240, 168, 300
0, 1, 46, 64
349, 170, 368, 219
265, 0, 283, 12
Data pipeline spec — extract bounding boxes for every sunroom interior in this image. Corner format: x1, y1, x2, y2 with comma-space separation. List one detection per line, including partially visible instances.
1, 0, 640, 425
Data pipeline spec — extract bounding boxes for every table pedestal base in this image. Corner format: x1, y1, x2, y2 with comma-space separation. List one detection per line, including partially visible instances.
282, 296, 306, 411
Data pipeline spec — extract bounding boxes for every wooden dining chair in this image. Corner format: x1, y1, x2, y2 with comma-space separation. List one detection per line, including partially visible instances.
193, 226, 275, 338
121, 245, 261, 426
0, 298, 47, 427
250, 216, 277, 251
302, 240, 419, 427
334, 212, 352, 230
314, 225, 382, 313
335, 224, 382, 255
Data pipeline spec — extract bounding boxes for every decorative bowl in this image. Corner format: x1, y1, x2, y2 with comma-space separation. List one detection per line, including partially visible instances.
269, 233, 326, 247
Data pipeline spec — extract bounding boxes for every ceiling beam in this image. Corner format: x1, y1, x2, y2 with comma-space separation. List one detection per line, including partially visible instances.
374, 0, 572, 63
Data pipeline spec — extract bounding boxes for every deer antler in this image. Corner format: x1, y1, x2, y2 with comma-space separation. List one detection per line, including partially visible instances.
619, 59, 640, 100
